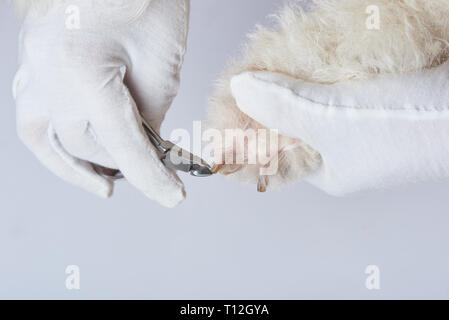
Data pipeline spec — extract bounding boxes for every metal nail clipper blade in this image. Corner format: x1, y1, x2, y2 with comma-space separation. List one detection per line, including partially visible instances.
141, 119, 213, 177
97, 119, 214, 179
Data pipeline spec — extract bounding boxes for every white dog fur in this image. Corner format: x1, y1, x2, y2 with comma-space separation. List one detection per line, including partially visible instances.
207, 0, 449, 192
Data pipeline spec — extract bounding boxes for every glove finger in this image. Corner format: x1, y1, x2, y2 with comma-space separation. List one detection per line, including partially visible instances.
231, 66, 449, 149
230, 72, 304, 138
53, 119, 118, 170
230, 71, 331, 152
87, 74, 185, 208
17, 114, 114, 198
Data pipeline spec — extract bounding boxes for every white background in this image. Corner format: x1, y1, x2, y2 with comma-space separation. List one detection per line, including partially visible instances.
1, 0, 449, 299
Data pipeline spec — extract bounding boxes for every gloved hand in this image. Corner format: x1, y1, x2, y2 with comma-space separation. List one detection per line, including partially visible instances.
13, 0, 190, 207
230, 61, 449, 195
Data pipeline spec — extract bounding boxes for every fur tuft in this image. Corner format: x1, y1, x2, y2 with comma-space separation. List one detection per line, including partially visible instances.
207, 0, 449, 192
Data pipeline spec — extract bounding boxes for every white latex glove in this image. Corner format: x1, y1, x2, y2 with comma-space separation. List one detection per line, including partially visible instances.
231, 61, 449, 195
13, 0, 190, 207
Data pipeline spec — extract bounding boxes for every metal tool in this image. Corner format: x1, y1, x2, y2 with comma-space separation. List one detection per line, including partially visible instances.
97, 119, 214, 180
142, 119, 213, 177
